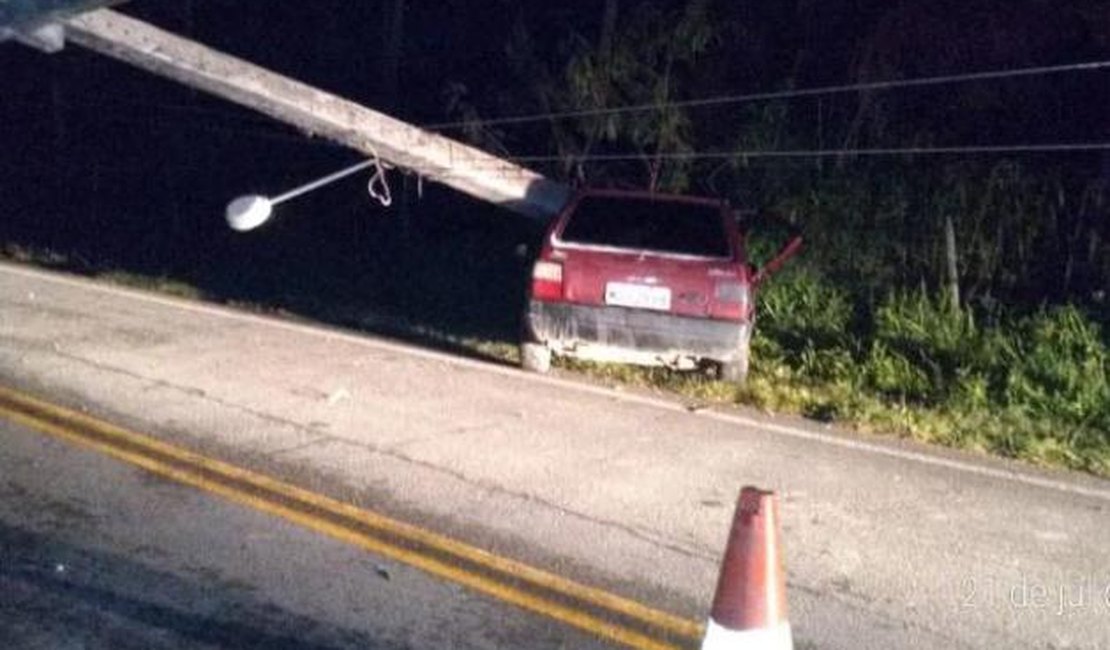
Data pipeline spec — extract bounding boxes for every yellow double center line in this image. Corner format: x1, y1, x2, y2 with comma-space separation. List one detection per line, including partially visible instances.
0, 384, 703, 650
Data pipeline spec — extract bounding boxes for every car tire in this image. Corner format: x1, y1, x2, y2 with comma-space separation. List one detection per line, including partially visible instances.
520, 342, 552, 374
719, 325, 752, 385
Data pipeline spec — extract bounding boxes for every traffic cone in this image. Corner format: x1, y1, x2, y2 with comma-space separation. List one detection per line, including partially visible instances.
701, 486, 792, 650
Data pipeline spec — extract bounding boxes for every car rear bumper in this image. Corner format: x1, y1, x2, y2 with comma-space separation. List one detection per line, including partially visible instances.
526, 300, 748, 364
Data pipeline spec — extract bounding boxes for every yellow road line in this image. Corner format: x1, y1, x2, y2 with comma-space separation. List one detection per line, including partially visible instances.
0, 384, 704, 650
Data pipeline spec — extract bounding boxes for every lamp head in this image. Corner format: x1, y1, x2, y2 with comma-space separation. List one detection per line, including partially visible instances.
225, 195, 274, 232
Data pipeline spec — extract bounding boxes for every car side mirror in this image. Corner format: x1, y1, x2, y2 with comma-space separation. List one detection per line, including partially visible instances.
753, 233, 803, 285
733, 209, 803, 285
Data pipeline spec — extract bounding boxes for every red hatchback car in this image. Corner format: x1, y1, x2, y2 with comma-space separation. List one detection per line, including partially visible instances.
522, 189, 801, 383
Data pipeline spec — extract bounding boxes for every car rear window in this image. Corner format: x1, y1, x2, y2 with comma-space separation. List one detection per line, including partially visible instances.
558, 196, 730, 257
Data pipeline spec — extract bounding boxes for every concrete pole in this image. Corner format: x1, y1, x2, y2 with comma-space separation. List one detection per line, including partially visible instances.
63, 9, 570, 220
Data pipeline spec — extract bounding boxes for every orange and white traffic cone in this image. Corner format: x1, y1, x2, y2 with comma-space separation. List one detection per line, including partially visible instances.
701, 486, 792, 650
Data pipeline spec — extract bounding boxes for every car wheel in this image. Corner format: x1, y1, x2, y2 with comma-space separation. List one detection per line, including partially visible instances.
520, 342, 552, 373
719, 325, 752, 385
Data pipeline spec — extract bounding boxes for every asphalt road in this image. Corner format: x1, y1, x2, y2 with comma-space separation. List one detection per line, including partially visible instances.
0, 416, 613, 649
2, 261, 1110, 649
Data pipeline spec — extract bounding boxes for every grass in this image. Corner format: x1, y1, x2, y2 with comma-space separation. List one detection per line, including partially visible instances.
744, 268, 1110, 475
96, 270, 207, 300
3, 242, 1107, 478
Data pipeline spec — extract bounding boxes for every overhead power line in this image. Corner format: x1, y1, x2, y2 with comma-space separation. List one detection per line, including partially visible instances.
424, 59, 1110, 132
506, 143, 1110, 164
298, 143, 1110, 185
382, 143, 1110, 180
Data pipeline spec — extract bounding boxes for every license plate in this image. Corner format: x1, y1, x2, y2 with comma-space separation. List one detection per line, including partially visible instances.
605, 282, 672, 311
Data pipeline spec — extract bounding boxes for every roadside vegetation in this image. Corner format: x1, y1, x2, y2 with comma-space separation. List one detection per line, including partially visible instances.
736, 163, 1109, 475
751, 270, 1108, 474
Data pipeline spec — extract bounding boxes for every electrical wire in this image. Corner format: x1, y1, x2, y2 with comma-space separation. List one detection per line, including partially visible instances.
505, 142, 1110, 164
21, 58, 1110, 159
344, 142, 1108, 186
348, 143, 1110, 178
13, 58, 1110, 201
17, 99, 1110, 170
422, 59, 1110, 132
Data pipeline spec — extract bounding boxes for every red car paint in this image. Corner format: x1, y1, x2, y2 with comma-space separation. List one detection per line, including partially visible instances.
523, 189, 801, 376
538, 189, 751, 320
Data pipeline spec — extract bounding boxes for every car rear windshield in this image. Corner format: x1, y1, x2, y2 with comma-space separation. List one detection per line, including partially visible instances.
558, 196, 729, 257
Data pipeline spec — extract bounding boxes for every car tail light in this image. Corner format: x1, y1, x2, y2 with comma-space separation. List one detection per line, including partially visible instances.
711, 281, 750, 319
531, 260, 564, 301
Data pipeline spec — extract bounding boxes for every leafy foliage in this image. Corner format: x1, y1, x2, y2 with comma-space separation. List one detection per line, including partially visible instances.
749, 267, 1110, 474
495, 0, 719, 191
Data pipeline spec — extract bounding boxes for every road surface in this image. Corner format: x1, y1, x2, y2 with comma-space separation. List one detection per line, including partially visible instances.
0, 415, 615, 649
2, 261, 1109, 649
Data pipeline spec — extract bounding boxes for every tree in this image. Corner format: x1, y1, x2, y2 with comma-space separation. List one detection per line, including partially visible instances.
501, 0, 719, 191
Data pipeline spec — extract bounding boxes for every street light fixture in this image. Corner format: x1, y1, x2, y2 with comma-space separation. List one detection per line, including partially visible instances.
225, 158, 385, 232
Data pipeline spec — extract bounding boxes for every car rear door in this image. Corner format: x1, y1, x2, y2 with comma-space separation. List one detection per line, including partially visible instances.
552, 193, 746, 320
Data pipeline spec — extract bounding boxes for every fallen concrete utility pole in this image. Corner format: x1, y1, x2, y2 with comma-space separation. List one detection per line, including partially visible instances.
62, 9, 570, 220
0, 0, 117, 33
